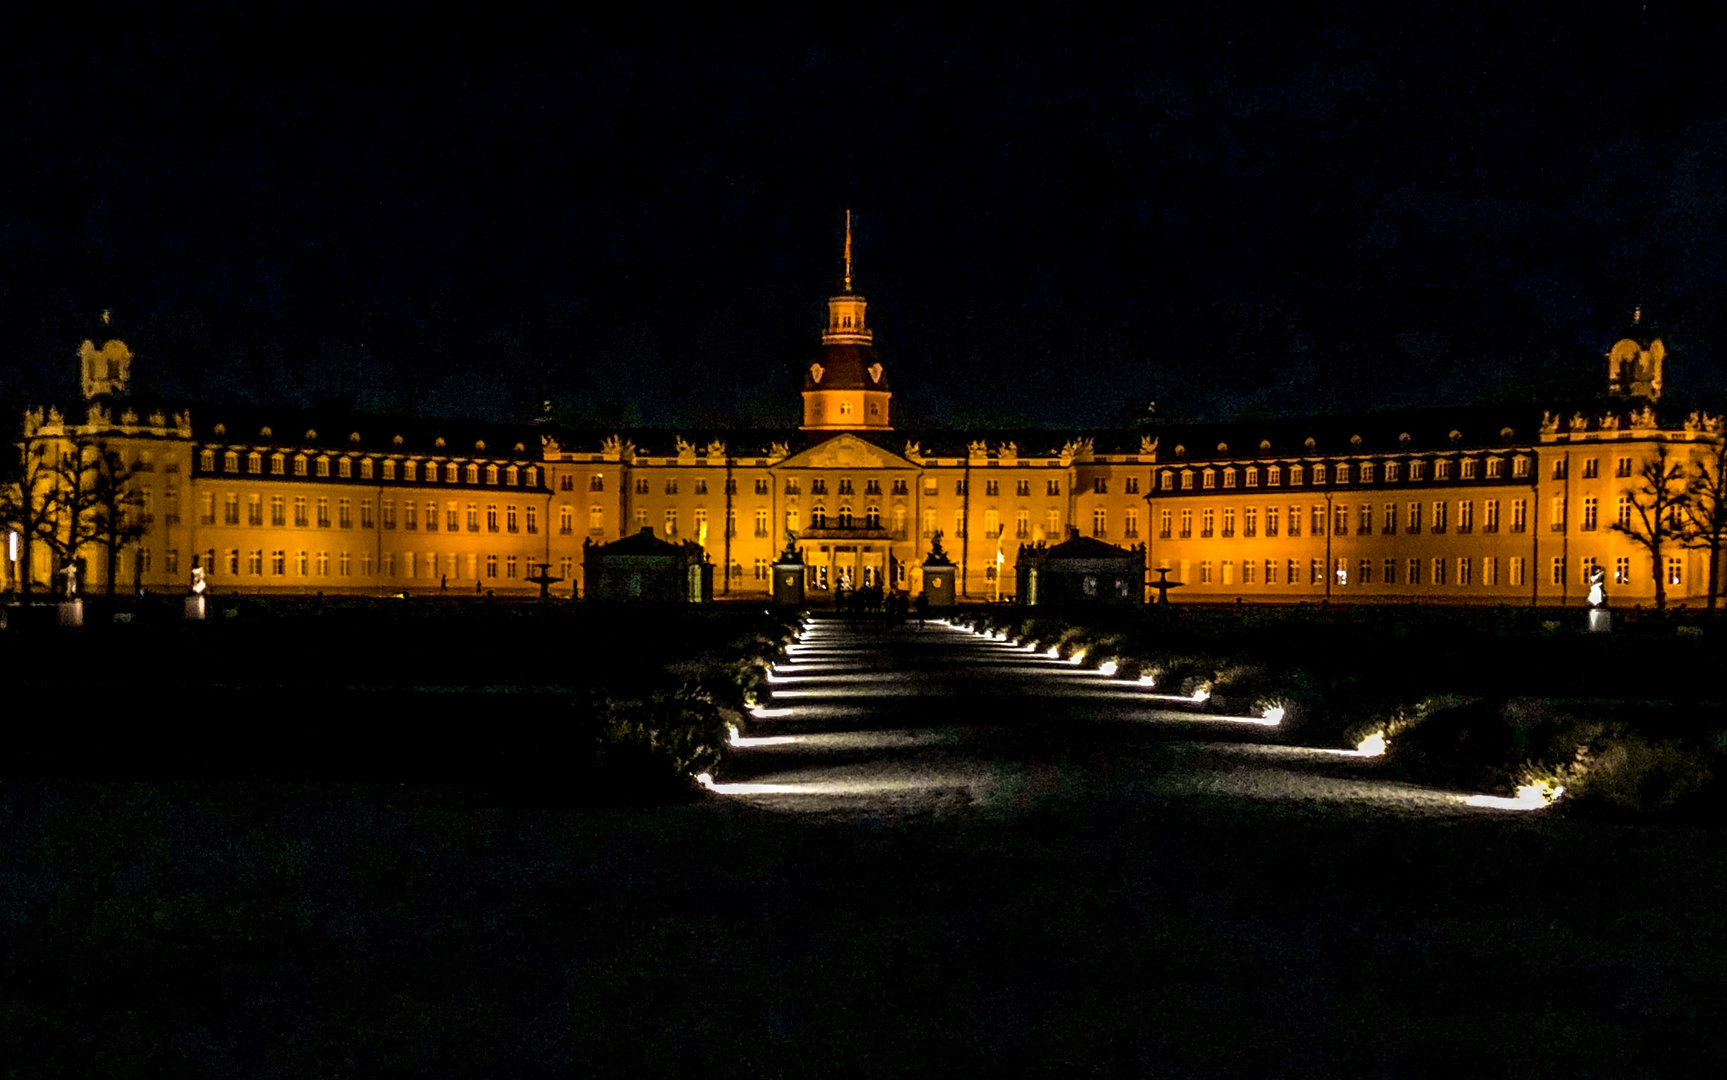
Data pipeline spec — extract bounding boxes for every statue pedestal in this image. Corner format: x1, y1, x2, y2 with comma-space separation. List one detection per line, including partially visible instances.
57, 599, 84, 628
184, 595, 208, 621
1588, 608, 1612, 634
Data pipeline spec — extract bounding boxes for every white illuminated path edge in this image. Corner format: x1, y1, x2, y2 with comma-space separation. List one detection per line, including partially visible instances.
698, 616, 1560, 813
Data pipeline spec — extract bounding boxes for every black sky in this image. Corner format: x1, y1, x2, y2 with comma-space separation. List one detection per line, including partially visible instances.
4, 2, 1727, 431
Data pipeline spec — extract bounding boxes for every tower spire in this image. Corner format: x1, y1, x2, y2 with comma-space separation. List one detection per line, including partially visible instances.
843, 209, 853, 294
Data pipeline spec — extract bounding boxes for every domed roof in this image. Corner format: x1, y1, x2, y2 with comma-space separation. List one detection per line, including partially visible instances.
803, 342, 889, 393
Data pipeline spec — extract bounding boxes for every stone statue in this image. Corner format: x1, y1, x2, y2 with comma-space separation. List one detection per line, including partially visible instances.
1588, 565, 1607, 609
61, 562, 79, 599
191, 565, 207, 595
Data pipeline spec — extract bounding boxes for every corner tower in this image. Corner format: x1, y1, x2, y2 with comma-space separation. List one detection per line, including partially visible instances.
802, 211, 892, 431
1606, 306, 1664, 401
79, 309, 133, 400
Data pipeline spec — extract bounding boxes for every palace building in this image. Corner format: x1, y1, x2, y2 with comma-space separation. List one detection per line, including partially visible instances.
8, 244, 1723, 607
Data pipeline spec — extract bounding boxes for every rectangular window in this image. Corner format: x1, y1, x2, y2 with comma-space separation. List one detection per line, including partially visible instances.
1310, 505, 1325, 536
1486, 458, 1503, 478
583, 506, 599, 533
1123, 508, 1139, 539
1408, 558, 1422, 586
316, 551, 330, 576
1310, 559, 1323, 585
1458, 557, 1471, 586
1333, 505, 1348, 537
360, 500, 374, 529
222, 493, 239, 525
1201, 509, 1214, 538
1383, 558, 1397, 585
1483, 556, 1497, 586
338, 552, 351, 576
1668, 557, 1683, 586
448, 505, 460, 531
694, 508, 709, 540
665, 509, 678, 536
1199, 560, 1212, 584
1287, 559, 1299, 586
383, 460, 396, 481
1457, 501, 1472, 533
955, 510, 967, 538
270, 495, 285, 527
1017, 510, 1031, 539
1242, 560, 1255, 585
1553, 458, 1567, 480
1581, 496, 1598, 531
1221, 560, 1234, 585
1407, 502, 1421, 533
382, 500, 395, 529
337, 498, 353, 528
1434, 460, 1452, 481
404, 502, 417, 530
316, 498, 330, 528
1582, 458, 1598, 479
1359, 462, 1375, 483
1245, 467, 1259, 488
1431, 501, 1447, 533
1552, 557, 1566, 586
1357, 504, 1372, 535
1179, 509, 1193, 538
1047, 479, 1062, 496
526, 506, 538, 534
246, 494, 262, 526
383, 552, 395, 577
1510, 556, 1525, 587
1483, 499, 1499, 532
755, 508, 770, 537
1286, 506, 1300, 538
1221, 470, 1235, 489
1614, 557, 1630, 585
1244, 508, 1257, 538
297, 551, 308, 576
1045, 509, 1060, 538
246, 550, 262, 575
1408, 461, 1425, 482
1264, 559, 1277, 584
1221, 509, 1235, 538
506, 555, 518, 579
271, 550, 285, 575
1617, 456, 1633, 478
487, 504, 500, 533
486, 554, 499, 578
1551, 496, 1566, 530
1265, 506, 1279, 537
1511, 499, 1527, 533
1125, 476, 1140, 494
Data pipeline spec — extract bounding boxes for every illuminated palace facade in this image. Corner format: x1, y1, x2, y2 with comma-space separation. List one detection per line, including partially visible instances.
10, 270, 1723, 606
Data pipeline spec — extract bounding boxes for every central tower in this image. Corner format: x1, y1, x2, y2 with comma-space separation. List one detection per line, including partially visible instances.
802, 211, 892, 432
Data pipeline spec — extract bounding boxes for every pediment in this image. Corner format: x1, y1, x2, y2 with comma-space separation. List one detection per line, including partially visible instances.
777, 433, 917, 471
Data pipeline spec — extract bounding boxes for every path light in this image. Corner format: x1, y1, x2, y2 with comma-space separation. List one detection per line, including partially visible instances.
1261, 705, 1286, 724
1461, 785, 1562, 811
1047, 647, 1061, 658
1098, 661, 1119, 677
1139, 674, 1156, 686
1356, 732, 1387, 757
1191, 687, 1210, 702
1069, 650, 1087, 666
748, 706, 795, 719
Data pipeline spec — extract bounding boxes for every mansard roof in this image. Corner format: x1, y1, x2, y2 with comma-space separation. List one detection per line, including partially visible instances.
190, 403, 543, 458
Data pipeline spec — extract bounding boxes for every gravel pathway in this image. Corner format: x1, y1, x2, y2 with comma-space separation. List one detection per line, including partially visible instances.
713, 615, 1536, 821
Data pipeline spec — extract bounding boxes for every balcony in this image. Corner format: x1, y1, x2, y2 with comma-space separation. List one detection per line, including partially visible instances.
797, 526, 894, 541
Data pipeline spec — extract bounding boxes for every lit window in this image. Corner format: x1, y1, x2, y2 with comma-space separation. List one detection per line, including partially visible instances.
247, 452, 262, 473
316, 457, 330, 478
338, 458, 351, 479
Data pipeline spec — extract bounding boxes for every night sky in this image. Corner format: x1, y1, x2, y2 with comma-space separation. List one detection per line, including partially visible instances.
5, 2, 1727, 432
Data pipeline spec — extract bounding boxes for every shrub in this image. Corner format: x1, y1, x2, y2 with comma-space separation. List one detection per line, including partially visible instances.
1560, 734, 1715, 818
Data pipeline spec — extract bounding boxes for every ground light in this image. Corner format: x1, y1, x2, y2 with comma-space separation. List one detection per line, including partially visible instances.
1460, 785, 1563, 811
1261, 705, 1286, 724
727, 725, 797, 748
1139, 674, 1156, 686
748, 706, 795, 719
1356, 732, 1387, 757
1098, 661, 1118, 676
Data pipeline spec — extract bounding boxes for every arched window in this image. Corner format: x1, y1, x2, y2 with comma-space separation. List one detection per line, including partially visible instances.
837, 506, 854, 528
465, 464, 479, 484
810, 506, 827, 528
247, 452, 262, 473
865, 506, 881, 528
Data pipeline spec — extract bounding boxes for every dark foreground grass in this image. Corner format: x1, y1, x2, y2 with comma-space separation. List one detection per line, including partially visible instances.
5, 771, 1727, 1078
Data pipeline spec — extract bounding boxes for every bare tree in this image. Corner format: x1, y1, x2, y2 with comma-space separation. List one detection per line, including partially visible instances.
40, 441, 109, 594
1681, 422, 1727, 612
0, 435, 60, 595
1610, 441, 1691, 611
86, 444, 145, 597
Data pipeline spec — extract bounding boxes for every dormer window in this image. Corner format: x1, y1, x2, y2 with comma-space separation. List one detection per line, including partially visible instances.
271, 454, 285, 475
293, 455, 308, 477
465, 464, 479, 484
382, 460, 396, 481
338, 458, 352, 479
403, 461, 417, 481
316, 457, 330, 478
485, 464, 499, 485
1290, 465, 1304, 485
1267, 465, 1281, 486
359, 459, 374, 480
200, 450, 216, 471
223, 452, 239, 472
1245, 467, 1258, 487
247, 453, 262, 473
506, 466, 519, 486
